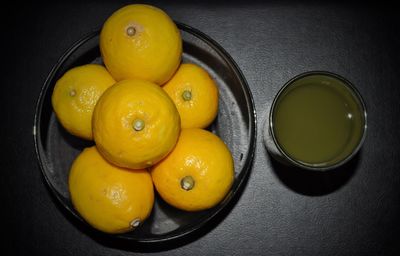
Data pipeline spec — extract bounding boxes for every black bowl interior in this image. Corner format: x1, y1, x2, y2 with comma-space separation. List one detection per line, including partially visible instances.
34, 23, 256, 242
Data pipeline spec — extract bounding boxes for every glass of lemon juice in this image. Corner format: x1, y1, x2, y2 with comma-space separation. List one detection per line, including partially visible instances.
265, 71, 367, 170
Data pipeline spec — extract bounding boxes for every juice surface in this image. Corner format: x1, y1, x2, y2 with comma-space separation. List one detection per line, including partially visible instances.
272, 75, 364, 167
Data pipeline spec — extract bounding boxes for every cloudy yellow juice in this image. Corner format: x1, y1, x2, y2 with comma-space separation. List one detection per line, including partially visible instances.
271, 73, 366, 168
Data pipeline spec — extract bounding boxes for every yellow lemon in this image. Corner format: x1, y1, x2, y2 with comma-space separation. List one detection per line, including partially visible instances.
163, 63, 218, 128
51, 64, 115, 140
151, 128, 234, 211
100, 4, 182, 85
93, 79, 180, 169
69, 146, 154, 234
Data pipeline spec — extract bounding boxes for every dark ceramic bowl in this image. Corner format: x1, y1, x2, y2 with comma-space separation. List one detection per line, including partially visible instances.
34, 22, 256, 243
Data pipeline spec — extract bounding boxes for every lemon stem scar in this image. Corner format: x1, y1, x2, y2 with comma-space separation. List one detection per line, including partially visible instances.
69, 89, 76, 97
126, 26, 136, 37
133, 119, 145, 131
130, 218, 141, 228
182, 90, 192, 101
181, 176, 195, 191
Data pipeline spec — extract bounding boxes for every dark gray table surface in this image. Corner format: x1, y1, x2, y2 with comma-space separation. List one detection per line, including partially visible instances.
4, 1, 400, 255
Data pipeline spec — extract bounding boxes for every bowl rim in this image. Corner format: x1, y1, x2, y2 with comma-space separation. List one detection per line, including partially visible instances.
33, 22, 257, 243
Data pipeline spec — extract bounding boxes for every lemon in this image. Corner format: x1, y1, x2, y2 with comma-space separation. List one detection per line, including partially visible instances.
163, 63, 219, 128
93, 79, 181, 169
100, 4, 182, 85
51, 64, 115, 140
69, 146, 154, 234
151, 128, 234, 211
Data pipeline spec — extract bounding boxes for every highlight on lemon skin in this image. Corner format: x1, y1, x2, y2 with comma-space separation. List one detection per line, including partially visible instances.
100, 4, 182, 85
92, 79, 181, 169
163, 63, 219, 129
51, 64, 115, 140
151, 128, 234, 212
68, 146, 154, 234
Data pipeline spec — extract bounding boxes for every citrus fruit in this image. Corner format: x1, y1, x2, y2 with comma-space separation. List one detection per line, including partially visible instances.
151, 128, 234, 211
69, 146, 154, 234
100, 4, 182, 85
93, 79, 181, 169
163, 63, 219, 128
51, 64, 115, 140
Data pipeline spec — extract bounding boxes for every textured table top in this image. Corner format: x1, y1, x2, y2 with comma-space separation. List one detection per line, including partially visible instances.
4, 1, 400, 255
